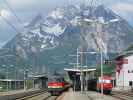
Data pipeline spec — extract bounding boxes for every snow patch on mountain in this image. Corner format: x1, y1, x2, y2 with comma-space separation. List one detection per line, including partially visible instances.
43, 24, 66, 36
4, 4, 133, 55
49, 8, 64, 19
30, 28, 44, 38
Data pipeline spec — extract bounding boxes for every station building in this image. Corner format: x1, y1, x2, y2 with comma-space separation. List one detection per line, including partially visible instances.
0, 79, 24, 91
115, 51, 133, 90
33, 74, 48, 89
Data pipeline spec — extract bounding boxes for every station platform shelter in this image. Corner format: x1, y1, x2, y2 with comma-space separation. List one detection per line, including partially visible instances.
64, 67, 96, 91
33, 74, 48, 89
0, 79, 24, 91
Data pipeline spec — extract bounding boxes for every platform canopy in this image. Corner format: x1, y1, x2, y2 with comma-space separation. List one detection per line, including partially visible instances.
64, 68, 96, 72
32, 74, 48, 78
0, 79, 24, 82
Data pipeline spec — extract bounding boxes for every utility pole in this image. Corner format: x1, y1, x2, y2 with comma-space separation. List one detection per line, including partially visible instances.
77, 48, 79, 68
24, 70, 26, 90
100, 50, 103, 95
95, 21, 104, 96
123, 70, 124, 89
24, 70, 28, 90
6, 65, 8, 91
79, 47, 84, 93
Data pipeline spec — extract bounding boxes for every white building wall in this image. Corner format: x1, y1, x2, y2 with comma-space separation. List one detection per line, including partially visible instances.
116, 55, 133, 90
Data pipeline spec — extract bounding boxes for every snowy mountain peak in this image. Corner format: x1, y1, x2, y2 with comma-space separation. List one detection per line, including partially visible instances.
94, 5, 120, 21
25, 14, 44, 29
42, 23, 66, 36
2, 4, 133, 71
49, 8, 65, 19
4, 4, 133, 54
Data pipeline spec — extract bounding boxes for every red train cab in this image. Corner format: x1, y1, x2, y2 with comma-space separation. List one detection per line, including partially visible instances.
48, 82, 64, 89
47, 76, 66, 95
96, 76, 112, 94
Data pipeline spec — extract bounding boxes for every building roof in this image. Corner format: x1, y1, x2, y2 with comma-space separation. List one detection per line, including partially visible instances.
32, 74, 48, 78
0, 79, 24, 81
115, 50, 133, 60
64, 67, 96, 72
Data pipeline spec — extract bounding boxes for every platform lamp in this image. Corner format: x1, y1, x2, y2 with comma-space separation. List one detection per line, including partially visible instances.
78, 51, 97, 92
9, 65, 14, 90
17, 68, 26, 90
78, 17, 119, 95
94, 18, 119, 96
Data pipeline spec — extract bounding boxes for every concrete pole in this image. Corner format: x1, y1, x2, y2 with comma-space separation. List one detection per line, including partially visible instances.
80, 70, 83, 93
74, 75, 76, 92
80, 47, 84, 93
123, 71, 124, 90
100, 51, 103, 95
33, 79, 34, 89
6, 65, 8, 92
24, 70, 26, 90
86, 71, 88, 91
77, 48, 79, 68
15, 69, 17, 90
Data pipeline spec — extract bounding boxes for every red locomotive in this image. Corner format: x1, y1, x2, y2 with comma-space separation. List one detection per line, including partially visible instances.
87, 76, 112, 94
96, 76, 112, 94
47, 75, 70, 95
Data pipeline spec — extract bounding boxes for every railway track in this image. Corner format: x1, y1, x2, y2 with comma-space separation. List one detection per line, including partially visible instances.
111, 91, 133, 100
16, 91, 59, 100
0, 89, 46, 100
26, 94, 58, 100
45, 96, 58, 100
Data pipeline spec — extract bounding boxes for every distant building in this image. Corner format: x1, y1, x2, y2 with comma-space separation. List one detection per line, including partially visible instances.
115, 52, 133, 90
33, 74, 48, 89
0, 79, 24, 91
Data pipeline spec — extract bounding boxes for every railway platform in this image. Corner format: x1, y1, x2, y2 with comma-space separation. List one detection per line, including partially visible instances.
58, 89, 119, 100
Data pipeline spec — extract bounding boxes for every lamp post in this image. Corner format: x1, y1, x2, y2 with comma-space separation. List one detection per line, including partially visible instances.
22, 69, 29, 90
123, 70, 124, 90
78, 17, 119, 95
97, 17, 119, 95
24, 70, 26, 90
29, 65, 34, 89
69, 52, 81, 92
83, 65, 88, 91
100, 50, 103, 94
18, 69, 26, 90
9, 65, 14, 90
9, 65, 17, 90
78, 50, 97, 92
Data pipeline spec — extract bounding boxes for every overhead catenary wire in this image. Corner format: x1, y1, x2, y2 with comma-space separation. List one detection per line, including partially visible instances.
3, 0, 22, 24
90, 0, 94, 7
0, 14, 20, 33
87, 0, 99, 7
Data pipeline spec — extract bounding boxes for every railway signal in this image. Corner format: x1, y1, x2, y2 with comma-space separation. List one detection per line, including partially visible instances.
104, 60, 112, 65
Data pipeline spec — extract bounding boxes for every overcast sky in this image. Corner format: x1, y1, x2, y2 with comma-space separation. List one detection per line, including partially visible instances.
0, 0, 133, 47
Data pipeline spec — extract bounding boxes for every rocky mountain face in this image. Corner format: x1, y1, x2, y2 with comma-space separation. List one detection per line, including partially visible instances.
1, 4, 133, 73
